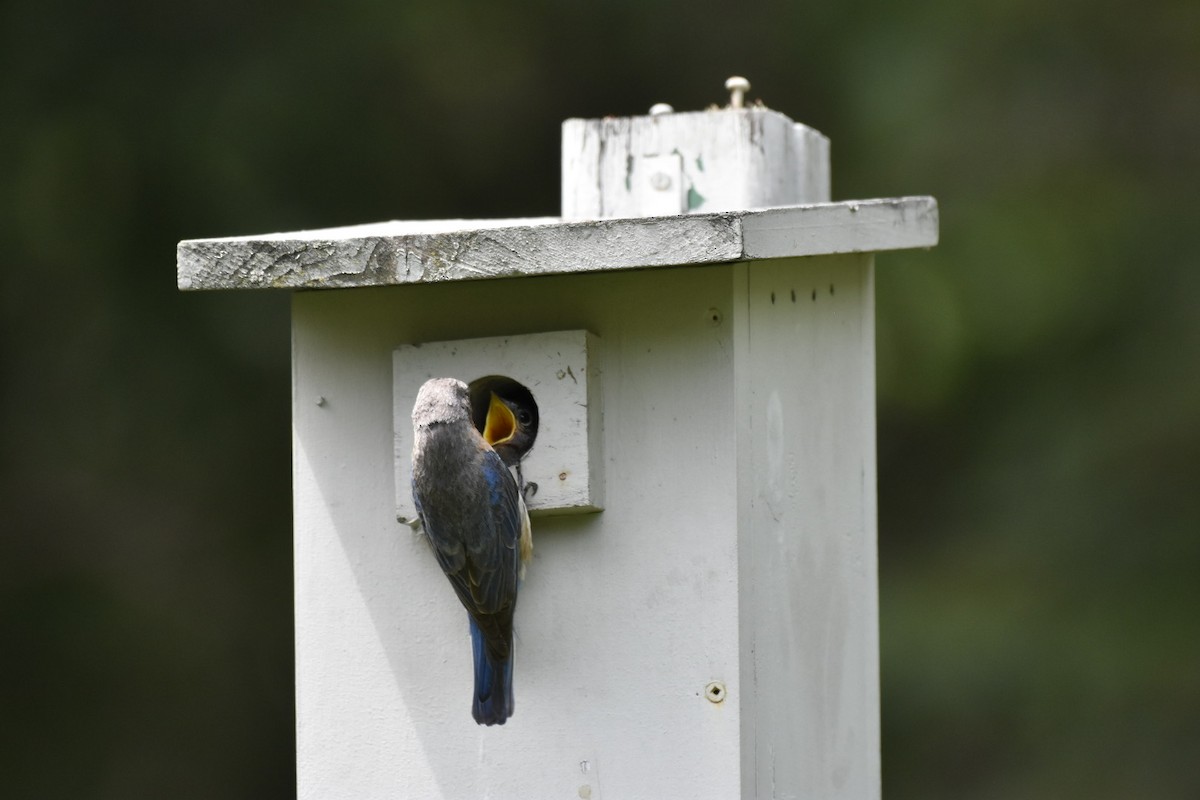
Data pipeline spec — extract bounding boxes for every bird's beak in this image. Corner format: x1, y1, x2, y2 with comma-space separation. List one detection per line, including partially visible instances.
483, 392, 517, 446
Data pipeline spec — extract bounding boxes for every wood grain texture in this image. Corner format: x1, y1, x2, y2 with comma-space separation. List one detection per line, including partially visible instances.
177, 197, 937, 291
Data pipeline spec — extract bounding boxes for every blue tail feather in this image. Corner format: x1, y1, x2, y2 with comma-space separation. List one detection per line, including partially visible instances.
469, 617, 514, 726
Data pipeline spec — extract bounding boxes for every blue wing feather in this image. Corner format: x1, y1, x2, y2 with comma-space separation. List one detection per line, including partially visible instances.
412, 434, 521, 725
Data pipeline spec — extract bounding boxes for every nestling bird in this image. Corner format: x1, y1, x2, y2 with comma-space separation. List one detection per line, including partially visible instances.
411, 378, 531, 725
470, 376, 539, 468
471, 376, 539, 516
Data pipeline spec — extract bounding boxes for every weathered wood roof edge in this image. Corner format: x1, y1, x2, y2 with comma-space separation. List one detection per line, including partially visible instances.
176, 196, 938, 291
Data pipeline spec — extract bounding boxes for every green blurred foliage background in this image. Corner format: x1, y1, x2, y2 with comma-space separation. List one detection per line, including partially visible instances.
1, 0, 1196, 797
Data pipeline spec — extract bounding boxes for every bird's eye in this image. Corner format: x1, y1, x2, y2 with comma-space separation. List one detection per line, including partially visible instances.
517, 410, 533, 425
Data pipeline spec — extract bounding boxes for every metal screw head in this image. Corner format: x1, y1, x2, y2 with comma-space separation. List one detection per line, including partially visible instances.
705, 680, 727, 703
649, 102, 674, 116
725, 76, 750, 109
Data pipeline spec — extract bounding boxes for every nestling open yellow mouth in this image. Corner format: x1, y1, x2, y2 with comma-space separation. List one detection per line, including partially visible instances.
482, 391, 517, 446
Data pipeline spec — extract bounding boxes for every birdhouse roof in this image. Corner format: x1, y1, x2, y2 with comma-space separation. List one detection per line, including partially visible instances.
176, 196, 937, 292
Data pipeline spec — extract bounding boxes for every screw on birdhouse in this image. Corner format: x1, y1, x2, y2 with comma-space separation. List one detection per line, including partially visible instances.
649, 102, 674, 116
705, 681, 727, 703
649, 171, 673, 192
725, 76, 750, 109
316, 396, 327, 407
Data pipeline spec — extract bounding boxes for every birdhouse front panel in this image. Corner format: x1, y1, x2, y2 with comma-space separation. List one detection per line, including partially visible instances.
292, 264, 745, 799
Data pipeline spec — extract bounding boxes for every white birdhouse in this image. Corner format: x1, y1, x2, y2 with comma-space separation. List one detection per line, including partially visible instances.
177, 79, 938, 799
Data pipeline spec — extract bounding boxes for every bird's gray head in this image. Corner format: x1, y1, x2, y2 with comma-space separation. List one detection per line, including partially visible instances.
412, 377, 472, 428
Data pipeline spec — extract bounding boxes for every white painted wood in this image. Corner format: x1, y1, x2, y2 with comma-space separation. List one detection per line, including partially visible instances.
177, 213, 740, 291
392, 330, 603, 523
561, 108, 830, 219
742, 198, 940, 259
265, 103, 940, 799
291, 252, 885, 799
633, 153, 686, 216
794, 123, 832, 206
293, 267, 744, 799
734, 255, 881, 800
176, 197, 937, 291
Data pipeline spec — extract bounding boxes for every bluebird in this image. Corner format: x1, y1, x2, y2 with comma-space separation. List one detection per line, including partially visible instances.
411, 378, 531, 725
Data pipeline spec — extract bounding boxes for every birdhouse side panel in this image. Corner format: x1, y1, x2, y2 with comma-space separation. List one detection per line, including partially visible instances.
733, 253, 881, 800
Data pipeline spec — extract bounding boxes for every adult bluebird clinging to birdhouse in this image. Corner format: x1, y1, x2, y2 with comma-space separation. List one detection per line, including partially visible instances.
411, 377, 532, 725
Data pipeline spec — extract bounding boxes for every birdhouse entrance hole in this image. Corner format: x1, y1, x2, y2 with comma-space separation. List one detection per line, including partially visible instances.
393, 329, 603, 523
